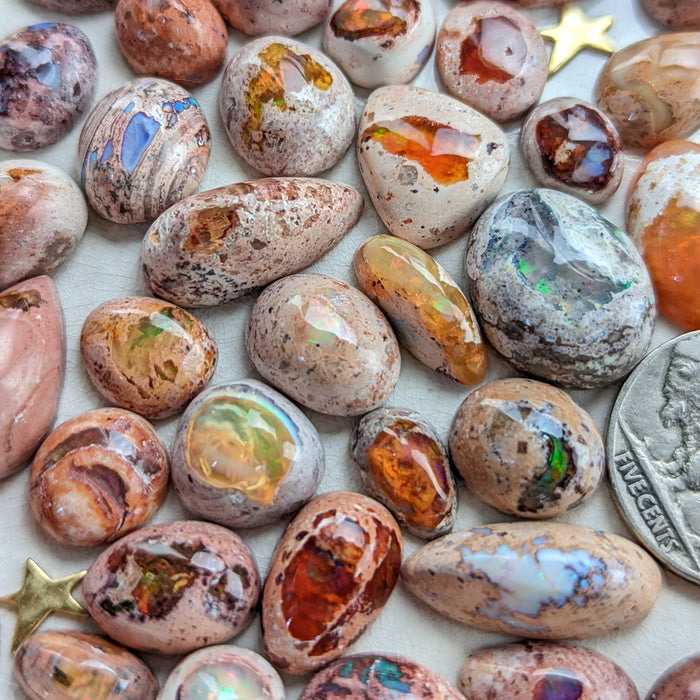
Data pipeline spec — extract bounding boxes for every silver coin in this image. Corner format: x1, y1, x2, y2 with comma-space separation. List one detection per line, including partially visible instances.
608, 330, 700, 584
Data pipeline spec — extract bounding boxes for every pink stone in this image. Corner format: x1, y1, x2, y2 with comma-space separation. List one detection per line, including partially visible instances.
0, 276, 65, 479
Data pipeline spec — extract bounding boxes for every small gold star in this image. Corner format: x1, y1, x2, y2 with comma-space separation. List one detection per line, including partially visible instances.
540, 5, 615, 75
0, 559, 87, 654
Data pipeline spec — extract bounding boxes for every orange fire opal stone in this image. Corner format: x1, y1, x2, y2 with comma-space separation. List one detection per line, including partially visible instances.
353, 234, 487, 384
626, 140, 700, 329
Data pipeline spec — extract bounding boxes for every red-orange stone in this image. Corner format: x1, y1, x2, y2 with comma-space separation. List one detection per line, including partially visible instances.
626, 140, 700, 329
262, 491, 402, 674
361, 116, 478, 185
331, 0, 418, 40
460, 17, 526, 84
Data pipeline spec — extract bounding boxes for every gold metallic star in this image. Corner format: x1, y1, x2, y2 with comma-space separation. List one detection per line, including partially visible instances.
0, 559, 87, 654
540, 5, 615, 75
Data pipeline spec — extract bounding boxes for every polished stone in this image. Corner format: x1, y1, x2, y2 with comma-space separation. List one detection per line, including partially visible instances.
354, 235, 486, 383
595, 32, 700, 148
466, 188, 655, 388
626, 140, 700, 330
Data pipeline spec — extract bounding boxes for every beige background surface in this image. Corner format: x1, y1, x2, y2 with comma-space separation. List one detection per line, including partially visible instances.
1, 0, 697, 696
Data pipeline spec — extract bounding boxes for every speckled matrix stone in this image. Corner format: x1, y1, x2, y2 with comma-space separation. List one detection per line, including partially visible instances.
0, 159, 87, 290
626, 140, 700, 330
595, 32, 700, 148
212, 0, 331, 36
322, 0, 436, 89
436, 0, 548, 122
640, 0, 700, 29
401, 521, 661, 639
459, 642, 639, 700
80, 296, 217, 418
353, 235, 486, 384
646, 652, 700, 699
357, 84, 509, 249
262, 491, 402, 674
466, 188, 656, 388
78, 78, 211, 223
219, 36, 355, 176
28, 0, 115, 12
520, 97, 624, 205
141, 177, 363, 307
449, 378, 605, 519
246, 273, 401, 416
171, 379, 324, 529
115, 0, 228, 88
300, 653, 464, 699
82, 520, 260, 655
0, 22, 97, 151
351, 407, 456, 539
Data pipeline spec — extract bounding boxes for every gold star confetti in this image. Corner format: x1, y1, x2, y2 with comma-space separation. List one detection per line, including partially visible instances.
540, 5, 615, 75
0, 559, 87, 654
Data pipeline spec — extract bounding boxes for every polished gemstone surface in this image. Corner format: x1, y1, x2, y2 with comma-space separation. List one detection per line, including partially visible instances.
351, 407, 456, 539
595, 32, 700, 148
80, 296, 217, 418
29, 407, 169, 547
357, 84, 509, 248
211, 0, 331, 36
83, 520, 260, 655
449, 378, 605, 518
466, 188, 656, 388
115, 0, 228, 88
459, 642, 639, 700
262, 491, 402, 674
436, 1, 547, 121
322, 0, 435, 88
0, 22, 97, 151
219, 37, 355, 176
172, 380, 324, 528
626, 140, 700, 330
354, 234, 486, 384
521, 97, 624, 204
402, 522, 661, 639
78, 78, 211, 224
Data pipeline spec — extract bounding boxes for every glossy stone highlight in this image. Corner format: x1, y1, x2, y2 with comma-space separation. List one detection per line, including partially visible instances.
0, 23, 97, 151
141, 177, 363, 307
595, 33, 700, 149
262, 491, 402, 674
0, 159, 88, 289
212, 0, 331, 36
172, 380, 324, 528
220, 37, 354, 176
0, 276, 64, 479
354, 235, 486, 384
466, 188, 656, 388
115, 0, 228, 88
29, 0, 115, 12
357, 85, 509, 249
300, 653, 464, 699
436, 1, 547, 122
322, 0, 435, 88
14, 630, 158, 700
351, 407, 456, 539
78, 78, 211, 223
29, 407, 170, 547
80, 296, 217, 419
449, 378, 604, 518
157, 645, 285, 700
402, 522, 661, 639
83, 520, 260, 655
246, 273, 401, 416
459, 642, 639, 700
646, 652, 700, 699
626, 141, 700, 330
521, 97, 624, 205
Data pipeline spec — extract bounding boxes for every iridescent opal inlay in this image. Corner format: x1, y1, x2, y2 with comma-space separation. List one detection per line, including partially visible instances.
185, 395, 299, 504
460, 17, 526, 83
331, 0, 418, 40
361, 116, 479, 185
179, 663, 271, 699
